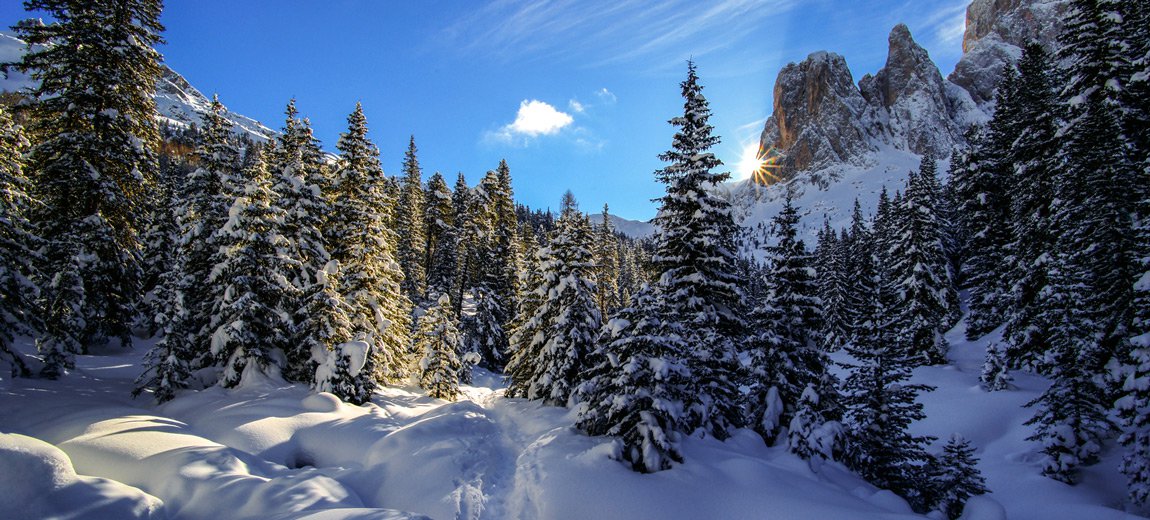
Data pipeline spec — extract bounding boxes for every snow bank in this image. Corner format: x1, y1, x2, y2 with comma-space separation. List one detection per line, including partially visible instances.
0, 433, 163, 520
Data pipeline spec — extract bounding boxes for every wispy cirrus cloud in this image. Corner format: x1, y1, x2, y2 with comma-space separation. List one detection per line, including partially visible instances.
441, 0, 797, 68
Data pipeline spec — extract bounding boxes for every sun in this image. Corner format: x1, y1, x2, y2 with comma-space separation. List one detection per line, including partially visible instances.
735, 142, 784, 185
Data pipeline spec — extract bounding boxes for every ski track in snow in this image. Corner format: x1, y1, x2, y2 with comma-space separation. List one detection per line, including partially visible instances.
1, 329, 1146, 520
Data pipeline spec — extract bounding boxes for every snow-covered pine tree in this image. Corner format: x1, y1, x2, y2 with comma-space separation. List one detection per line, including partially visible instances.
270, 101, 335, 381
396, 136, 428, 304
133, 264, 194, 403
180, 95, 241, 363
209, 148, 296, 387
295, 262, 364, 402
416, 293, 464, 401
745, 191, 832, 445
0, 106, 36, 377
979, 341, 1012, 392
650, 61, 746, 439
787, 375, 844, 463
137, 162, 181, 338
594, 205, 622, 316
932, 434, 989, 520
13, 0, 164, 351
329, 103, 412, 386
466, 285, 509, 371
491, 160, 522, 320
1120, 311, 1150, 505
505, 193, 601, 405
888, 157, 956, 365
815, 219, 848, 351
575, 285, 689, 473
839, 199, 871, 347
450, 172, 474, 315
1023, 255, 1116, 484
424, 172, 456, 295
842, 223, 937, 511
1002, 44, 1061, 370
954, 68, 1016, 340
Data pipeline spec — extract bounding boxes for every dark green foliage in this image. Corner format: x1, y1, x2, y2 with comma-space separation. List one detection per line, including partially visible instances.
0, 107, 36, 377
397, 136, 428, 303
416, 294, 464, 401
932, 434, 989, 520
12, 0, 164, 351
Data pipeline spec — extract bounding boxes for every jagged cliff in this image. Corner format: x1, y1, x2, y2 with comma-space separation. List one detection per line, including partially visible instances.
754, 0, 1063, 187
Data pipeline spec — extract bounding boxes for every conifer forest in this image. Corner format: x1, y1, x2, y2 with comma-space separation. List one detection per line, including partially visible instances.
0, 1, 1147, 519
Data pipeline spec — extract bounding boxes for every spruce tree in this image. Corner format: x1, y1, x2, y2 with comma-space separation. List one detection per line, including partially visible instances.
0, 106, 36, 377
932, 434, 989, 520
424, 171, 456, 295
466, 286, 509, 371
888, 157, 956, 365
450, 172, 474, 314
650, 61, 746, 439
491, 160, 522, 319
396, 136, 428, 303
575, 285, 689, 473
13, 0, 164, 351
296, 262, 360, 401
594, 205, 622, 316
133, 263, 193, 402
208, 148, 295, 387
980, 341, 1012, 392
815, 219, 848, 351
842, 222, 936, 511
1002, 44, 1061, 369
416, 293, 464, 401
745, 191, 832, 445
505, 193, 601, 405
136, 163, 181, 337
329, 104, 412, 386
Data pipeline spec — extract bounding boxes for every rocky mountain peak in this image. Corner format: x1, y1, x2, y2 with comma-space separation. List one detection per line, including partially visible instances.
949, 0, 1066, 105
757, 51, 873, 184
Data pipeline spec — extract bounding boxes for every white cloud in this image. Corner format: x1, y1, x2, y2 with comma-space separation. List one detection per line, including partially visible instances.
568, 99, 586, 113
508, 100, 573, 136
596, 88, 617, 104
487, 99, 575, 145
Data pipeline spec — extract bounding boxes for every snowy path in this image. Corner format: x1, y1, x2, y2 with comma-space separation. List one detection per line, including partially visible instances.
1, 333, 1145, 520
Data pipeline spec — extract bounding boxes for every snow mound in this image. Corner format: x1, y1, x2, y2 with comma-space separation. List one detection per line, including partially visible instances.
0, 433, 163, 520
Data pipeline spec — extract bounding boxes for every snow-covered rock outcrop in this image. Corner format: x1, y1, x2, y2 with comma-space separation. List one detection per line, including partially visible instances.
949, 0, 1067, 107
757, 51, 875, 180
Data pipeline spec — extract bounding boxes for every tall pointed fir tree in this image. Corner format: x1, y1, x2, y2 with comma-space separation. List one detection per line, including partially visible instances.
649, 61, 746, 439
815, 219, 848, 351
575, 285, 690, 473
745, 191, 837, 448
1002, 44, 1061, 370
416, 293, 464, 400
465, 165, 517, 368
270, 101, 335, 381
841, 215, 937, 512
208, 148, 296, 387
180, 95, 240, 366
13, 0, 164, 354
594, 205, 622, 316
888, 157, 957, 365
396, 136, 428, 304
137, 160, 181, 337
423, 172, 456, 295
329, 103, 412, 386
450, 172, 473, 315
954, 68, 1016, 340
505, 193, 602, 405
0, 106, 37, 377
491, 160, 522, 319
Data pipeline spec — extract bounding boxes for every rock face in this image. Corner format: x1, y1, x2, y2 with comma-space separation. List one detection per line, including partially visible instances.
758, 51, 874, 179
859, 24, 972, 160
949, 0, 1066, 105
154, 66, 275, 141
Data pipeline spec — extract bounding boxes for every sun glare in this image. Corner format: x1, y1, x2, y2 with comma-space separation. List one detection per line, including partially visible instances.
735, 142, 784, 185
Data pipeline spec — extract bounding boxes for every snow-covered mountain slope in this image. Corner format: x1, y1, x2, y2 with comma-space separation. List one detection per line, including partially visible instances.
0, 32, 274, 141
588, 213, 656, 239
1, 316, 1141, 520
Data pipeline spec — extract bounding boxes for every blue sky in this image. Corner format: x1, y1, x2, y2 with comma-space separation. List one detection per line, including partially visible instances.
2, 0, 970, 220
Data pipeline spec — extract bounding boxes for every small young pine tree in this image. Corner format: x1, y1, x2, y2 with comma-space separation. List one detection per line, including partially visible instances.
416, 294, 464, 401
980, 341, 1012, 392
932, 434, 989, 520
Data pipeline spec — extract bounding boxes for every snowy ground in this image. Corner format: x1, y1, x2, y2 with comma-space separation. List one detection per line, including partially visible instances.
0, 323, 1144, 520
